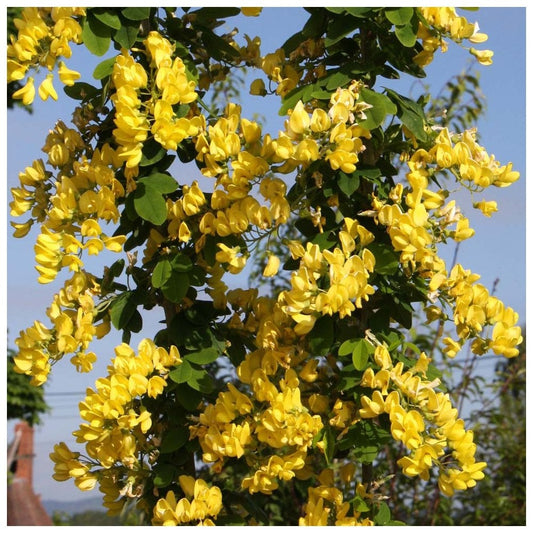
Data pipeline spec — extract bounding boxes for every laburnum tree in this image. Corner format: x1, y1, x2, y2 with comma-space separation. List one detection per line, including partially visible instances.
8, 6, 523, 526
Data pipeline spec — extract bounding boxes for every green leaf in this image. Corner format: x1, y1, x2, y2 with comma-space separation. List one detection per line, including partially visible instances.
171, 254, 193, 272
323, 424, 336, 465
358, 88, 397, 130
169, 359, 194, 384
82, 12, 112, 56
153, 463, 177, 488
324, 15, 361, 47
92, 8, 121, 30
93, 56, 117, 80
352, 339, 374, 371
338, 339, 359, 357
114, 18, 140, 49
160, 427, 189, 454
140, 139, 167, 167
121, 7, 150, 20
127, 309, 143, 333
385, 88, 428, 141
175, 383, 203, 411
340, 420, 390, 461
192, 7, 240, 20
162, 271, 189, 303
110, 292, 137, 330
301, 10, 328, 38
374, 502, 392, 525
152, 258, 172, 289
279, 83, 316, 116
189, 265, 207, 286
170, 361, 214, 393
366, 242, 399, 275
312, 230, 335, 251
353, 167, 382, 183
184, 347, 219, 365
351, 495, 371, 513
325, 7, 375, 18
337, 374, 360, 392
108, 258, 125, 279
385, 7, 414, 26
308, 315, 334, 357
337, 171, 360, 197
133, 183, 167, 225
325, 70, 353, 91
63, 82, 99, 101
201, 28, 240, 61
184, 300, 219, 326
395, 23, 418, 48
344, 7, 376, 17
389, 297, 414, 329
137, 172, 177, 194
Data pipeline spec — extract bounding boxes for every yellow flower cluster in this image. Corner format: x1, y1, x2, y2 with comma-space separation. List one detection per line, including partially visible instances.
431, 265, 523, 359
13, 271, 106, 385
10, 122, 127, 284
261, 47, 302, 97
268, 83, 371, 175
110, 51, 150, 180
279, 227, 376, 335
152, 476, 223, 526
8, 7, 84, 105
375, 125, 519, 275
415, 7, 491, 67
431, 128, 520, 190
111, 31, 203, 184
299, 469, 374, 526
193, 367, 323, 495
8, 7, 524, 525
360, 343, 487, 496
191, 287, 326, 496
50, 441, 97, 491
50, 339, 181, 513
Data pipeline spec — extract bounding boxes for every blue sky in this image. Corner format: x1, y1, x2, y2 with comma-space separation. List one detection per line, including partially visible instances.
5, 7, 526, 503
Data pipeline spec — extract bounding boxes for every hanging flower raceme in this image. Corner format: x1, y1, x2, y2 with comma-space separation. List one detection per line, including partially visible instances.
10, 121, 127, 285
152, 476, 223, 526
8, 7, 85, 105
13, 271, 106, 385
50, 339, 182, 513
415, 7, 491, 67
279, 236, 375, 335
359, 342, 487, 496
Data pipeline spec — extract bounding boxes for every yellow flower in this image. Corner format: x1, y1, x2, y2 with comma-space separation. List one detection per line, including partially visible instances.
12, 76, 35, 105
216, 243, 247, 274
469, 47, 494, 66
473, 200, 498, 217
287, 101, 310, 138
11, 219, 33, 238
250, 78, 267, 96
58, 61, 81, 86
443, 337, 462, 358
241, 7, 262, 17
453, 217, 475, 241
38, 74, 58, 101
263, 254, 281, 277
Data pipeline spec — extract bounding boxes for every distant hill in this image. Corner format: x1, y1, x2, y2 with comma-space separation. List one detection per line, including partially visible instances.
42, 496, 103, 515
